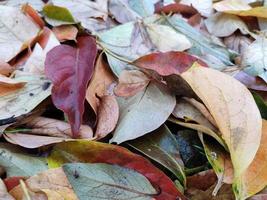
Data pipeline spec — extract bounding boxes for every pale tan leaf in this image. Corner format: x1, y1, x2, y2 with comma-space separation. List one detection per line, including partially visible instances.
181, 67, 262, 177
213, 0, 251, 12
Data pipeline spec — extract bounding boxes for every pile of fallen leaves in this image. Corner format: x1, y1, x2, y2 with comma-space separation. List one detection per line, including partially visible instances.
0, 0, 267, 199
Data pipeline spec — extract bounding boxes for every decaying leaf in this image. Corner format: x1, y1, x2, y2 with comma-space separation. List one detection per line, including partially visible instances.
45, 36, 97, 138
181, 67, 262, 177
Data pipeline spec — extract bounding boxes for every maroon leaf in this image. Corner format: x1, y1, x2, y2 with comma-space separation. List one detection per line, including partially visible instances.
133, 51, 207, 76
155, 3, 198, 17
45, 36, 97, 138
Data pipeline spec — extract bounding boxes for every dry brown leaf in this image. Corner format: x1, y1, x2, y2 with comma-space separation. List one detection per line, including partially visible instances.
0, 75, 26, 96
10, 168, 77, 200
187, 170, 217, 191
181, 66, 262, 177
52, 25, 78, 42
114, 70, 150, 97
0, 61, 15, 76
95, 95, 119, 139
86, 54, 116, 113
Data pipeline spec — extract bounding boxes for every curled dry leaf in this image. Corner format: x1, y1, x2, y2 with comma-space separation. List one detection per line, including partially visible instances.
133, 51, 207, 76
10, 167, 77, 200
180, 0, 213, 17
0, 61, 14, 76
45, 36, 97, 138
86, 53, 116, 113
52, 25, 78, 42
47, 140, 186, 200
181, 67, 262, 177
0, 5, 40, 62
155, 2, 198, 16
233, 120, 267, 200
95, 95, 119, 139
0, 75, 26, 96
114, 70, 150, 97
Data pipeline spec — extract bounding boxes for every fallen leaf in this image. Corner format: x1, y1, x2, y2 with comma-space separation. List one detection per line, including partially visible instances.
110, 82, 176, 144
180, 0, 213, 17
205, 13, 248, 37
0, 0, 44, 11
0, 5, 40, 62
0, 75, 26, 96
0, 143, 47, 177
234, 72, 267, 92
114, 70, 150, 97
213, 0, 251, 12
128, 125, 186, 186
187, 170, 217, 191
181, 66, 262, 177
133, 51, 207, 76
4, 134, 74, 149
63, 163, 158, 200
224, 34, 252, 55
10, 167, 77, 200
0, 61, 14, 76
21, 4, 45, 28
4, 177, 26, 192
86, 53, 116, 113
0, 71, 51, 125
145, 24, 192, 52
0, 179, 15, 200
249, 188, 267, 200
172, 98, 216, 130
241, 36, 267, 83
95, 95, 119, 139
233, 120, 267, 200
198, 133, 234, 195
155, 2, 198, 17
253, 93, 267, 120
166, 14, 235, 68
45, 36, 97, 138
47, 140, 186, 200
52, 25, 78, 42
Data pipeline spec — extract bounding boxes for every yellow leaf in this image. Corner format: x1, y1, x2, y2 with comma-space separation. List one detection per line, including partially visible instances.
233, 120, 267, 200
226, 7, 267, 18
181, 67, 262, 177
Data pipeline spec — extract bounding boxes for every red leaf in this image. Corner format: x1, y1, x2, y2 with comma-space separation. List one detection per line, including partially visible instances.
4, 177, 25, 192
49, 141, 187, 200
133, 51, 207, 76
45, 36, 97, 138
155, 3, 198, 17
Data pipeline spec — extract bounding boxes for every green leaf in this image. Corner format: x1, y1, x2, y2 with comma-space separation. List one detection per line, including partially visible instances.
43, 4, 75, 24
0, 143, 47, 177
253, 92, 267, 120
63, 163, 158, 200
128, 125, 186, 186
110, 82, 176, 143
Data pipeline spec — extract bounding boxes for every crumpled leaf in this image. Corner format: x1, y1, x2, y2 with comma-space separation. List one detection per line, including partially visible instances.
63, 163, 158, 200
241, 37, 267, 83
145, 24, 192, 52
95, 95, 119, 139
181, 67, 262, 177
45, 36, 97, 138
114, 70, 150, 97
110, 82, 176, 144
205, 13, 248, 37
233, 120, 267, 200
0, 5, 40, 62
47, 140, 186, 200
133, 51, 207, 76
0, 143, 47, 177
128, 125, 186, 186
0, 71, 51, 125
10, 167, 77, 200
